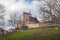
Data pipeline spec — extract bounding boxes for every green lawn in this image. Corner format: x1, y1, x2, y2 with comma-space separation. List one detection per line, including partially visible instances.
0, 29, 59, 40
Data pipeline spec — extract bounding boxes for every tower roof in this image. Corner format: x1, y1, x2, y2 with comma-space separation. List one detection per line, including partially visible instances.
23, 12, 31, 15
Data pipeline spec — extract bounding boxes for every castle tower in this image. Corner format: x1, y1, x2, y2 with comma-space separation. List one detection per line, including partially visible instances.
23, 12, 31, 25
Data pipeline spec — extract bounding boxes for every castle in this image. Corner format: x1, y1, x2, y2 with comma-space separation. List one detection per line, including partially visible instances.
16, 12, 39, 30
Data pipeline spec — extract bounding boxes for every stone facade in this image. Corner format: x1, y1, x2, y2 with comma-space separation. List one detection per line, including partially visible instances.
16, 12, 40, 29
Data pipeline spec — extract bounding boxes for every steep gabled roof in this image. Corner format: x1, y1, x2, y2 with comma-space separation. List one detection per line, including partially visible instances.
29, 17, 39, 23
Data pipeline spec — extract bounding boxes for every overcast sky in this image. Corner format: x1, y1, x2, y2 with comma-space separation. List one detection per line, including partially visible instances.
0, 0, 45, 23
0, 0, 41, 11
0, 0, 42, 17
0, 0, 46, 30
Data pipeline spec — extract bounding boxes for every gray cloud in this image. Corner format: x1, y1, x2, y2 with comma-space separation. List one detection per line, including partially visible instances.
0, 0, 42, 30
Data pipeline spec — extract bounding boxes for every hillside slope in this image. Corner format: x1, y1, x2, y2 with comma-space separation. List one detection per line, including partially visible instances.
0, 29, 59, 40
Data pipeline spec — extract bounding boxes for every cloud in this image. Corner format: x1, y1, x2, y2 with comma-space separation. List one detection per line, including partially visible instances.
0, 0, 40, 13
0, 0, 42, 30
0, 0, 41, 11
0, 0, 42, 21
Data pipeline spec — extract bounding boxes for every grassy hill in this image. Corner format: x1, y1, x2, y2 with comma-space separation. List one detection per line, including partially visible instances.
0, 29, 59, 40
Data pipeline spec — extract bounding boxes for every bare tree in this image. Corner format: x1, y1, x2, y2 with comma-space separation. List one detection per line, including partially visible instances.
0, 4, 5, 16
0, 4, 5, 27
10, 11, 22, 30
10, 12, 17, 28
39, 0, 60, 24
